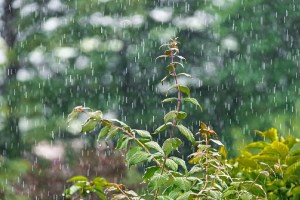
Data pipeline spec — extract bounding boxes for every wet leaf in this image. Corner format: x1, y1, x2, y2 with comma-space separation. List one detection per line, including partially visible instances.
97, 126, 111, 141
170, 156, 187, 174
161, 97, 177, 104
105, 127, 119, 141
148, 173, 169, 190
177, 73, 192, 78
67, 176, 88, 182
210, 139, 224, 146
178, 85, 190, 97
174, 177, 191, 191
143, 166, 161, 181
81, 118, 98, 133
176, 55, 186, 60
182, 98, 202, 111
165, 159, 178, 171
145, 141, 164, 154
134, 129, 152, 139
162, 138, 182, 156
254, 128, 278, 142
153, 122, 172, 134
177, 124, 195, 144
126, 147, 149, 167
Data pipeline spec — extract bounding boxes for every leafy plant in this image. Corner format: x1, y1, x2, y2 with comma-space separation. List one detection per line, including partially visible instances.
230, 128, 300, 200
64, 38, 265, 199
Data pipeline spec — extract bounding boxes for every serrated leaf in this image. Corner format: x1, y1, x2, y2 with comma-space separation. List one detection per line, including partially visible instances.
210, 139, 224, 146
153, 122, 172, 134
81, 118, 98, 133
105, 127, 119, 141
182, 98, 202, 111
145, 141, 164, 154
67, 176, 88, 182
97, 126, 111, 141
134, 129, 152, 139
170, 157, 187, 174
126, 146, 148, 167
116, 135, 131, 150
177, 124, 195, 144
143, 166, 161, 181
174, 177, 192, 191
166, 159, 178, 171
162, 138, 182, 156
161, 98, 177, 104
148, 173, 169, 190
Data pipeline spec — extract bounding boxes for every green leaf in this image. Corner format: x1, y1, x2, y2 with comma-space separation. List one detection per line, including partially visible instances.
176, 55, 186, 60
148, 173, 169, 190
222, 189, 237, 198
116, 135, 131, 150
81, 118, 98, 133
174, 177, 192, 191
170, 157, 187, 174
177, 124, 195, 144
90, 110, 103, 121
153, 122, 172, 134
67, 176, 88, 182
271, 141, 289, 158
105, 127, 119, 141
69, 185, 81, 195
162, 138, 182, 156
97, 126, 111, 141
255, 128, 278, 142
181, 97, 202, 111
161, 98, 177, 104
134, 129, 152, 139
288, 186, 300, 196
166, 158, 178, 171
145, 141, 164, 154
164, 111, 187, 123
126, 149, 149, 167
110, 119, 129, 127
245, 141, 269, 149
143, 166, 161, 181
285, 160, 300, 178
176, 191, 195, 200
161, 74, 170, 84
188, 166, 202, 175
178, 85, 190, 97
166, 84, 190, 97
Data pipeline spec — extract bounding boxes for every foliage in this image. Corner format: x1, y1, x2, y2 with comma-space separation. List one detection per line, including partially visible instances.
230, 128, 300, 200
65, 38, 265, 200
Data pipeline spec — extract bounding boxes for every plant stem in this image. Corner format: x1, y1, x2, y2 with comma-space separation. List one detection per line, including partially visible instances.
113, 183, 130, 200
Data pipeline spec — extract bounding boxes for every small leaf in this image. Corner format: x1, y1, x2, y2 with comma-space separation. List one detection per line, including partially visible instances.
210, 139, 224, 146
145, 141, 164, 154
166, 158, 178, 171
69, 185, 81, 195
177, 124, 195, 144
134, 129, 152, 139
174, 177, 192, 191
254, 128, 278, 142
116, 135, 131, 150
176, 55, 186, 60
90, 110, 103, 121
143, 166, 161, 181
182, 97, 202, 111
97, 126, 111, 141
155, 55, 170, 61
67, 176, 88, 182
81, 118, 98, 133
105, 127, 119, 141
110, 119, 129, 127
177, 73, 192, 78
161, 74, 170, 85
153, 122, 172, 134
148, 173, 169, 190
178, 85, 190, 97
162, 138, 182, 156
170, 156, 187, 174
126, 148, 149, 167
164, 111, 177, 123
161, 98, 177, 104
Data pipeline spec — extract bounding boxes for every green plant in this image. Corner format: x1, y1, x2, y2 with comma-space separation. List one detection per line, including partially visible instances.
230, 128, 300, 200
64, 38, 265, 200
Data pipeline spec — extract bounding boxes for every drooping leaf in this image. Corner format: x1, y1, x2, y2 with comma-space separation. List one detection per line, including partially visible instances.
134, 129, 152, 139
116, 135, 131, 150
145, 141, 164, 154
170, 156, 188, 174
155, 55, 170, 61
81, 118, 98, 133
161, 74, 170, 85
105, 127, 119, 141
153, 122, 172, 134
164, 111, 177, 123
176, 55, 186, 60
181, 97, 202, 111
162, 138, 182, 156
110, 119, 129, 127
126, 147, 149, 167
89, 110, 103, 121
97, 126, 111, 141
174, 177, 192, 191
271, 141, 289, 158
148, 173, 169, 190
143, 166, 161, 181
165, 158, 178, 171
178, 85, 190, 97
177, 124, 195, 144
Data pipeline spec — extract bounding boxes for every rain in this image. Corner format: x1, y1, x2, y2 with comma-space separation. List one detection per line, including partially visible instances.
1, 0, 300, 199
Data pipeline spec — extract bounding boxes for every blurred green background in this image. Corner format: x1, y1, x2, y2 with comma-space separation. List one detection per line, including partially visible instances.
1, 0, 300, 199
